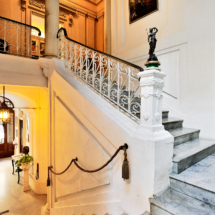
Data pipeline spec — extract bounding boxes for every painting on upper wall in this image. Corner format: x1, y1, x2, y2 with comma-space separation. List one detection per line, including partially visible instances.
129, 0, 159, 24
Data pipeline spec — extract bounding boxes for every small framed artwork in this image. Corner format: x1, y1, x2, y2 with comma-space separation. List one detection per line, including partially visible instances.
129, 0, 159, 24
40, 42, 45, 56
32, 40, 37, 52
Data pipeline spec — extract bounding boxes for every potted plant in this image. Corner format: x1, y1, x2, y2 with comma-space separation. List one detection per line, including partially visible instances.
15, 154, 33, 170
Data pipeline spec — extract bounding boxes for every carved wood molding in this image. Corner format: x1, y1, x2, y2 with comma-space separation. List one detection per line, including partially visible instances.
29, 0, 45, 10
21, 0, 27, 11
27, 0, 103, 22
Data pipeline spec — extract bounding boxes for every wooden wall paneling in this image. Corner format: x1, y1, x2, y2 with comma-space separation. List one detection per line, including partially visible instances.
86, 16, 95, 48
78, 13, 86, 45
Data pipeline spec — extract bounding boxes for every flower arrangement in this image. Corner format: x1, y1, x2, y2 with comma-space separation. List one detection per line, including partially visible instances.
15, 154, 33, 170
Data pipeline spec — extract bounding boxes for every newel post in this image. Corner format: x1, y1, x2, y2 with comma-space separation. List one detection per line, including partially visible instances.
138, 67, 166, 129
135, 27, 174, 196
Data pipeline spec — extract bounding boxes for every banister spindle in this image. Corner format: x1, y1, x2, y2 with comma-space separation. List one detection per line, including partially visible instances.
56, 28, 143, 123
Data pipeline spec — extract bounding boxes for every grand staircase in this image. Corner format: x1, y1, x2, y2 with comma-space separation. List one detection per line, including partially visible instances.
149, 111, 215, 214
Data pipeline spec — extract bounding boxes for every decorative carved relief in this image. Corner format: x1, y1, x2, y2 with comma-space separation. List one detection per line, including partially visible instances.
68, 14, 73, 27
60, 11, 67, 18
140, 77, 165, 87
21, 0, 27, 11
143, 114, 150, 121
29, 0, 45, 10
140, 85, 163, 122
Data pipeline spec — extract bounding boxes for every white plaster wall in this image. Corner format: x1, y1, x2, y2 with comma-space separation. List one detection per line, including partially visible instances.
48, 59, 173, 215
111, 0, 215, 139
0, 54, 47, 87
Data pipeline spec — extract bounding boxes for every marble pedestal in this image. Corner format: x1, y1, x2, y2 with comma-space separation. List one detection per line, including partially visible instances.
21, 164, 31, 192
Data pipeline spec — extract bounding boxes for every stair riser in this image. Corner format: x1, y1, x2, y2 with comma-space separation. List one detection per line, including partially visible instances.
170, 178, 215, 207
172, 144, 215, 174
162, 112, 169, 119
151, 205, 172, 215
163, 121, 183, 131
174, 131, 200, 146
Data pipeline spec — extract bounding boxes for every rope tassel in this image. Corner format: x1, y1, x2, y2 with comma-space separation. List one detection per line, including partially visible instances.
47, 166, 52, 187
122, 144, 129, 180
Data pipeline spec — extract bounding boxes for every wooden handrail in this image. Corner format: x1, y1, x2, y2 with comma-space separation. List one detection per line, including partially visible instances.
57, 28, 144, 72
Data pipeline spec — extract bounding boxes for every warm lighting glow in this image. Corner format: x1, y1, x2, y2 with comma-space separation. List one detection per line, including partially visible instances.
0, 110, 9, 122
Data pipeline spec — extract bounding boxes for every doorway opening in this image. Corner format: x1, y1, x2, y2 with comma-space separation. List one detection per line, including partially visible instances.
0, 96, 15, 158
19, 119, 23, 153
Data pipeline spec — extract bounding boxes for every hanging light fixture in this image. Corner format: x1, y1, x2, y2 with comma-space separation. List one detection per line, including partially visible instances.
0, 86, 10, 124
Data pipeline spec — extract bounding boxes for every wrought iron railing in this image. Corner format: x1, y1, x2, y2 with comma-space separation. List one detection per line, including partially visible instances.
57, 28, 143, 122
0, 16, 41, 58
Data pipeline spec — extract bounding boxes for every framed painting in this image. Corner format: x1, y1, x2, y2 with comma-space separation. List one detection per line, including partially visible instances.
129, 0, 159, 24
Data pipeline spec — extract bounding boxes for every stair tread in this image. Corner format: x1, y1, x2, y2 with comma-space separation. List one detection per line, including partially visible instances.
150, 189, 215, 214
170, 153, 215, 194
169, 127, 200, 137
162, 117, 183, 124
173, 138, 215, 163
162, 110, 169, 113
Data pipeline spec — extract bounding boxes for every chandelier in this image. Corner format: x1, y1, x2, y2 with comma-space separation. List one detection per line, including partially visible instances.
0, 86, 10, 124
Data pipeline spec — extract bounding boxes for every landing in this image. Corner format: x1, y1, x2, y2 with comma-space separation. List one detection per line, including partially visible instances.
0, 158, 46, 215
171, 153, 215, 194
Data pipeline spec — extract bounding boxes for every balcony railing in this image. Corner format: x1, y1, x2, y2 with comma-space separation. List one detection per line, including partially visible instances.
57, 28, 144, 122
0, 16, 41, 58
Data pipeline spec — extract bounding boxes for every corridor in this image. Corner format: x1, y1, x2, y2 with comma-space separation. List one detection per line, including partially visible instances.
0, 158, 46, 215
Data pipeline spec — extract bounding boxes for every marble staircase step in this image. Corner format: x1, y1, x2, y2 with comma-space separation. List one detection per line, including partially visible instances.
162, 117, 183, 130
170, 153, 215, 206
150, 189, 215, 215
136, 110, 169, 120
172, 138, 215, 174
162, 110, 169, 119
169, 127, 200, 146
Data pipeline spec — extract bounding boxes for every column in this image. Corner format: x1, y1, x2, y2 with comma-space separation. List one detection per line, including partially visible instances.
44, 0, 59, 58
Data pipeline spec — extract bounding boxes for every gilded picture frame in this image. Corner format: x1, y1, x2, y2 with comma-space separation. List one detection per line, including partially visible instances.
129, 0, 159, 24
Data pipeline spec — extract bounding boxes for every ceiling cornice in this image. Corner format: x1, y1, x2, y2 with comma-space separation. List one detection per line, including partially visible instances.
85, 0, 103, 5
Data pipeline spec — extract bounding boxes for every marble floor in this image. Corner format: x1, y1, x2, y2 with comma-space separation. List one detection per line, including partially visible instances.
0, 157, 46, 215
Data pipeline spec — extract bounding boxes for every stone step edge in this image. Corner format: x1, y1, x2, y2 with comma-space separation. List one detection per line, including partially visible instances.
171, 128, 200, 138
150, 191, 178, 215
150, 202, 173, 215
172, 143, 215, 163
170, 175, 215, 195
162, 118, 184, 124
150, 189, 211, 215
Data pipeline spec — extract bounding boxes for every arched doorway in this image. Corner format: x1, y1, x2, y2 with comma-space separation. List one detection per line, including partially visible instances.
0, 96, 15, 158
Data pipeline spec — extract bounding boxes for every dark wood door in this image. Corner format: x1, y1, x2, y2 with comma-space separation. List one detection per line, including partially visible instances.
0, 120, 14, 158
19, 120, 23, 153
